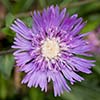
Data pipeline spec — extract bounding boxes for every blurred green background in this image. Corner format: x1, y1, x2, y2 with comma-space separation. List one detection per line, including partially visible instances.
0, 0, 100, 100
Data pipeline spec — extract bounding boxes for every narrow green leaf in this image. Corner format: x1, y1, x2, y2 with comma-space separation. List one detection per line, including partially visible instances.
0, 75, 7, 99
47, 0, 63, 6
11, 0, 34, 13
5, 13, 15, 27
21, 0, 35, 11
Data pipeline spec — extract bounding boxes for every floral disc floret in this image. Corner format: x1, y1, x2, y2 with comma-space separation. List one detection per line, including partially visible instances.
41, 38, 60, 59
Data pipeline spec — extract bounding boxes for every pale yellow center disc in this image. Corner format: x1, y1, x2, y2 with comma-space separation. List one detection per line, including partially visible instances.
41, 38, 60, 59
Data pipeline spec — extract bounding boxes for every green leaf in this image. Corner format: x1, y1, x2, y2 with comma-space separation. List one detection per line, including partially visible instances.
62, 85, 100, 100
0, 75, 7, 99
21, 0, 35, 11
22, 17, 32, 28
47, 0, 63, 6
11, 0, 35, 13
81, 15, 100, 33
2, 13, 15, 38
39, 0, 46, 8
2, 27, 15, 37
79, 1, 100, 16
5, 13, 15, 27
93, 56, 100, 74
0, 54, 14, 78
29, 88, 44, 100
61, 74, 100, 100
60, 0, 78, 8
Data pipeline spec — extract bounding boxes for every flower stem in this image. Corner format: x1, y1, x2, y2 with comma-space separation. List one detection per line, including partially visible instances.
0, 49, 15, 55
60, 0, 97, 8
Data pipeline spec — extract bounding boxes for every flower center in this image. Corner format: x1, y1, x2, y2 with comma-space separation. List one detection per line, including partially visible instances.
41, 38, 60, 59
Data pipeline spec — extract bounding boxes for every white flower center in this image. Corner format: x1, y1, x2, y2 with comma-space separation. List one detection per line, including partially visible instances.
41, 38, 60, 59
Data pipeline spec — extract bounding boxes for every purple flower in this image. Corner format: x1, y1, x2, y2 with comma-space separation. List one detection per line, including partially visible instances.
87, 26, 100, 54
10, 6, 95, 96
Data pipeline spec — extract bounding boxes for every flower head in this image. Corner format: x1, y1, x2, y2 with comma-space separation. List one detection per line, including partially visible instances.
11, 6, 95, 96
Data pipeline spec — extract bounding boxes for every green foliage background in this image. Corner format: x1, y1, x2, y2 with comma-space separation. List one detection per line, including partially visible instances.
0, 0, 100, 100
